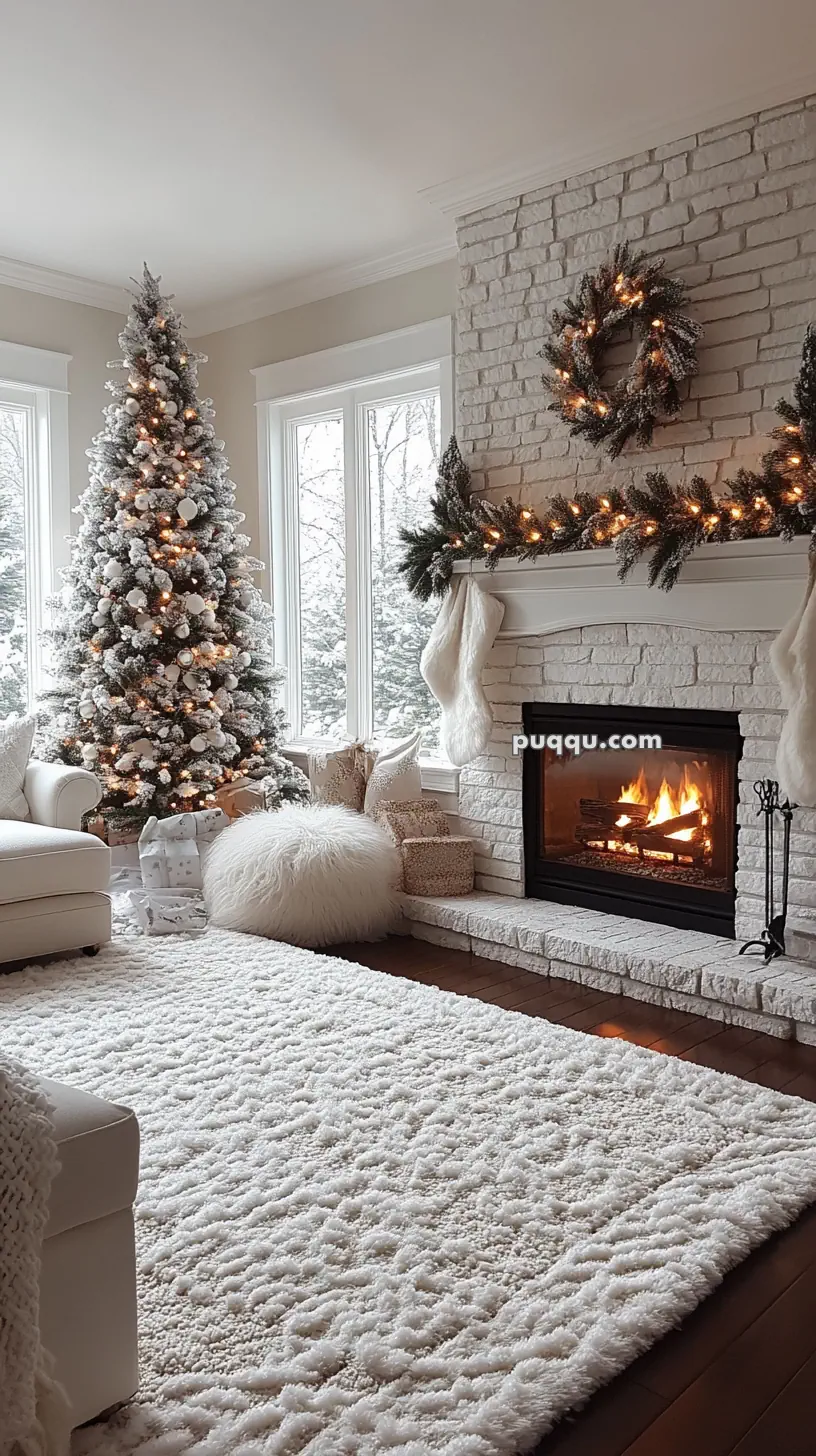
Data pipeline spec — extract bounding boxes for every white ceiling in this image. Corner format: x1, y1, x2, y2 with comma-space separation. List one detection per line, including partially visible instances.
3, 0, 816, 331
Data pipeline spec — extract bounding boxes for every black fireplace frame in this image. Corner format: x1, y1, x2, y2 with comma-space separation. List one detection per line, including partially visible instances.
522, 701, 742, 937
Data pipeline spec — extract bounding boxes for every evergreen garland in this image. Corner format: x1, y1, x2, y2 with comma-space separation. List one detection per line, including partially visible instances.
541, 243, 702, 457
400, 325, 816, 599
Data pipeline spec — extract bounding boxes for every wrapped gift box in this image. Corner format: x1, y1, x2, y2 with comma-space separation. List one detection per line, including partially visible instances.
401, 836, 474, 897
370, 797, 450, 847
137, 808, 230, 891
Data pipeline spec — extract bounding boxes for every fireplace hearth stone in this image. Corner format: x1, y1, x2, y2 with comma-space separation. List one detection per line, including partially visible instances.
401, 891, 816, 1044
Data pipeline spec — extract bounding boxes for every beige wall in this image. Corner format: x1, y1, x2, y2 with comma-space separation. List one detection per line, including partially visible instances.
0, 283, 124, 508
192, 258, 457, 590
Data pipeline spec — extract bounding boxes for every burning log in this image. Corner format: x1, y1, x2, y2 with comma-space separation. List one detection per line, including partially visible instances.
635, 809, 701, 837
579, 798, 650, 827
635, 832, 706, 861
575, 823, 636, 847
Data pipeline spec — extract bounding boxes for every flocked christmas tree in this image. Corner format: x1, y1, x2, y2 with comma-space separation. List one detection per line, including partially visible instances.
39, 267, 309, 832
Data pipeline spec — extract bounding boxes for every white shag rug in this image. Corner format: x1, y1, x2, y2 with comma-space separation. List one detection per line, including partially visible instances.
2, 929, 816, 1456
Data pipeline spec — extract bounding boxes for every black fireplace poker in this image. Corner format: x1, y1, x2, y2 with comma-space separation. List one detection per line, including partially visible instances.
739, 779, 796, 964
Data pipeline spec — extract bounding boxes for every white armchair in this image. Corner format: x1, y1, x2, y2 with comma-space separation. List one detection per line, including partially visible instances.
0, 761, 111, 965
24, 759, 104, 831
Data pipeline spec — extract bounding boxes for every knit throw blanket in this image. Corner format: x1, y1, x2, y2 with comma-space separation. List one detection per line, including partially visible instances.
0, 1057, 69, 1456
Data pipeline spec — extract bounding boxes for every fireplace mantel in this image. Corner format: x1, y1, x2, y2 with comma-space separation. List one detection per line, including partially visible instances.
452, 536, 810, 638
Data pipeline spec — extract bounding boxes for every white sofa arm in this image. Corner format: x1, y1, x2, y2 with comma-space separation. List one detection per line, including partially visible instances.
24, 760, 102, 831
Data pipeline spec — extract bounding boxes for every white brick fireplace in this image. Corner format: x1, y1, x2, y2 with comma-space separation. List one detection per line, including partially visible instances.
452, 536, 811, 943
404, 94, 816, 1041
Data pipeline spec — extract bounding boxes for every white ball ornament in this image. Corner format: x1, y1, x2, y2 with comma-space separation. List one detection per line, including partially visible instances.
183, 671, 199, 690
96, 597, 112, 615
134, 613, 153, 630
92, 611, 107, 627
198, 640, 215, 657
164, 401, 178, 417
134, 492, 151, 512
174, 621, 190, 639
123, 397, 140, 417
200, 609, 216, 628
224, 672, 238, 690
126, 588, 147, 610
177, 498, 198, 523
237, 651, 251, 667
79, 702, 95, 719
185, 592, 205, 615
104, 560, 124, 581
164, 663, 181, 682
190, 735, 208, 753
206, 728, 226, 749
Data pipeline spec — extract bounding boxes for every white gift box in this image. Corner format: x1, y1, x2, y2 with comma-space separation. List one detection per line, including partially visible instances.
137, 808, 230, 891
130, 889, 207, 936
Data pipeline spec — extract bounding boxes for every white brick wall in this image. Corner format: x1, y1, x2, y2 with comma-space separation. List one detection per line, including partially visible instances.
460, 625, 815, 947
456, 95, 816, 504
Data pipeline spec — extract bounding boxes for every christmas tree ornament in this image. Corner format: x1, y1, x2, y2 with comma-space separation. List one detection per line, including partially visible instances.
541, 243, 701, 457
401, 325, 816, 597
39, 265, 309, 831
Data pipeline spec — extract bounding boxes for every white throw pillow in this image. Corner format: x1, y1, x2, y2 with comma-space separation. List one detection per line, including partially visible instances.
364, 731, 423, 816
0, 715, 36, 821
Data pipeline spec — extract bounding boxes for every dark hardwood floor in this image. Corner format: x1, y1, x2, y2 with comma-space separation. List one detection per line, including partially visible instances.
329, 935, 816, 1456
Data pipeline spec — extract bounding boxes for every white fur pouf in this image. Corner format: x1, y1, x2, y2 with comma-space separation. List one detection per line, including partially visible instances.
202, 804, 402, 947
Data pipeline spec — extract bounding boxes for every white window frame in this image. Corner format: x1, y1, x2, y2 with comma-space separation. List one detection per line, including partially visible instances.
254, 318, 456, 789
0, 340, 71, 707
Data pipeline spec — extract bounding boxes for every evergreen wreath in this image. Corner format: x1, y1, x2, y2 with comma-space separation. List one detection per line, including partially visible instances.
399, 324, 816, 599
541, 242, 702, 457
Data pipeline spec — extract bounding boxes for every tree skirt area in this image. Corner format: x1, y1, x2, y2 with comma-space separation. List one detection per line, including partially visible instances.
3, 930, 816, 1456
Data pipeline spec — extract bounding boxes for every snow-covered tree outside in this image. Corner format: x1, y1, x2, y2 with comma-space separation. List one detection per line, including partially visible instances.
295, 394, 442, 748
39, 267, 309, 832
0, 405, 28, 718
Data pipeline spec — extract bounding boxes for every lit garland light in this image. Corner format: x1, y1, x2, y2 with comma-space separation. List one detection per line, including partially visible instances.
400, 323, 816, 598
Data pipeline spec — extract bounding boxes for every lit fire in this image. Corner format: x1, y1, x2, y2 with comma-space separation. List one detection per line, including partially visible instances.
588, 763, 711, 862
616, 765, 703, 841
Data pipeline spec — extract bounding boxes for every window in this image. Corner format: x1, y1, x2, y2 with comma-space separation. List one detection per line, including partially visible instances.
0, 342, 71, 713
257, 320, 453, 760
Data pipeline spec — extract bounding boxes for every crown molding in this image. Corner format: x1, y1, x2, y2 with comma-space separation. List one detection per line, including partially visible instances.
421, 73, 816, 219
186, 236, 457, 338
0, 253, 127, 314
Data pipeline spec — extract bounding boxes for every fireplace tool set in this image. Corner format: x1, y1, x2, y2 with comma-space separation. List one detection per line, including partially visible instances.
739, 779, 797, 964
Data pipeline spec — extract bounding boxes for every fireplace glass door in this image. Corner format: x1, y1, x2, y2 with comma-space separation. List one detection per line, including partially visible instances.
523, 703, 741, 935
